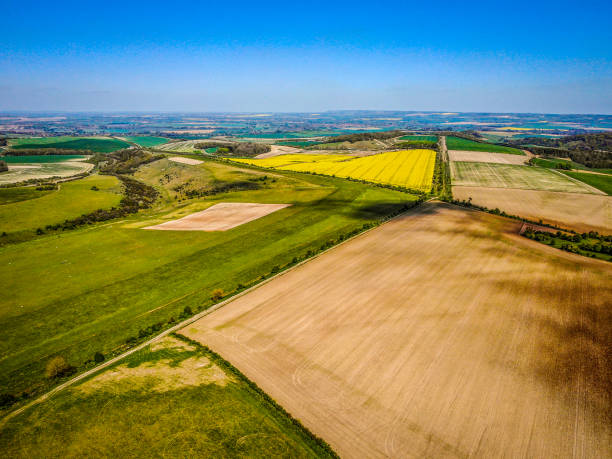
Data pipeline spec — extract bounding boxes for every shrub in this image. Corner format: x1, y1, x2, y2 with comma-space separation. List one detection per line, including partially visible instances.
45, 356, 72, 379
211, 288, 224, 301
94, 352, 105, 363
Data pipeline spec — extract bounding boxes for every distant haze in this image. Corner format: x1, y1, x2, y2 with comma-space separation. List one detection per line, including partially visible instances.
1, 0, 611, 114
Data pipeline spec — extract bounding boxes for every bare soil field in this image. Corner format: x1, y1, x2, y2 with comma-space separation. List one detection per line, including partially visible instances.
145, 202, 290, 231
182, 202, 611, 458
453, 186, 612, 233
168, 156, 203, 165
255, 144, 303, 158
448, 150, 528, 165
451, 161, 602, 194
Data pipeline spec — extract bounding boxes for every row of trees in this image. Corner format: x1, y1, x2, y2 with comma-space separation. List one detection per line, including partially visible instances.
194, 141, 271, 157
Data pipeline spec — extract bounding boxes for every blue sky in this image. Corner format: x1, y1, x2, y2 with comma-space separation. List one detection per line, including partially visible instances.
1, 0, 611, 113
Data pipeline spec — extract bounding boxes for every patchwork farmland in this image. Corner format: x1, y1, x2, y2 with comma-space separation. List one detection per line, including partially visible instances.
1, 126, 611, 458
181, 202, 611, 458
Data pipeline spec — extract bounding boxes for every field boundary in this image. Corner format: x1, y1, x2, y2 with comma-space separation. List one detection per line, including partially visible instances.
0, 198, 426, 426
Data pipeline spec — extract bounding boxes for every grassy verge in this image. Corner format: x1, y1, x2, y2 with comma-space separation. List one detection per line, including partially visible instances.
0, 158, 418, 407
0, 334, 336, 458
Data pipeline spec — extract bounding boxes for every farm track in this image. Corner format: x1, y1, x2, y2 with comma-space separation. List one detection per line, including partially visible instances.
182, 202, 611, 458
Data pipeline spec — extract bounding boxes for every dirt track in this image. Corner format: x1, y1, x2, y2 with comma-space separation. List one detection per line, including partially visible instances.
453, 186, 611, 233
183, 202, 612, 458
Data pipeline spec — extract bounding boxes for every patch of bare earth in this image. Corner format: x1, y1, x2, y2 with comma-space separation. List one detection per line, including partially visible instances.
453, 186, 611, 233
182, 202, 612, 458
255, 145, 303, 158
448, 150, 528, 165
78, 337, 230, 395
168, 156, 203, 165
145, 202, 290, 231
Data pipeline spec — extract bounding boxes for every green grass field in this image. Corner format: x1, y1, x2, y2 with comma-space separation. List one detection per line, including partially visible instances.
0, 187, 54, 205
398, 135, 438, 141
0, 335, 333, 458
10, 137, 130, 153
531, 157, 612, 174
451, 161, 599, 193
122, 136, 169, 147
0, 159, 416, 400
1, 155, 87, 163
0, 175, 122, 234
561, 171, 612, 195
446, 136, 524, 154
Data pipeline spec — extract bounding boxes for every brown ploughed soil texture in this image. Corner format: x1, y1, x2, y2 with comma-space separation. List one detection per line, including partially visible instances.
182, 202, 612, 458
168, 156, 204, 165
453, 186, 611, 233
448, 150, 528, 165
145, 202, 290, 231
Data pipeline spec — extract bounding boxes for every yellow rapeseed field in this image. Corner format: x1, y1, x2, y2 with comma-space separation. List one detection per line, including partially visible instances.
228, 150, 436, 191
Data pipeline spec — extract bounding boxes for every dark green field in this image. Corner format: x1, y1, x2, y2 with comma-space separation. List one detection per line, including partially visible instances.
398, 135, 438, 142
561, 171, 612, 195
0, 335, 334, 458
446, 136, 524, 154
0, 157, 416, 402
0, 155, 86, 163
10, 137, 130, 153
122, 136, 169, 147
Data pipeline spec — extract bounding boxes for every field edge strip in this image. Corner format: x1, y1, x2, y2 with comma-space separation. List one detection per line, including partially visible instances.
172, 333, 339, 458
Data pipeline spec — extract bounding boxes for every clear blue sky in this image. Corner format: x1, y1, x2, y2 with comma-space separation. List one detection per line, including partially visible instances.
1, 0, 611, 113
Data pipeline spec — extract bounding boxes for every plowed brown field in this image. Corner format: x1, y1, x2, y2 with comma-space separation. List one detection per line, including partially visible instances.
182, 202, 612, 458
145, 202, 290, 231
453, 186, 611, 233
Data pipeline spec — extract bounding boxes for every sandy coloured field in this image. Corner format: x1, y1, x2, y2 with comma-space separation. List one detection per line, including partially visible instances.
453, 186, 611, 233
448, 149, 528, 165
255, 144, 303, 158
145, 202, 290, 231
168, 156, 203, 165
182, 202, 611, 458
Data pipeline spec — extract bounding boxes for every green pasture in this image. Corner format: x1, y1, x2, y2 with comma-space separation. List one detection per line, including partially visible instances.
122, 136, 169, 147
451, 161, 598, 193
10, 137, 130, 153
531, 157, 612, 174
0, 336, 333, 458
0, 159, 416, 399
0, 155, 86, 163
561, 171, 612, 195
446, 136, 524, 154
0, 175, 122, 234
398, 135, 438, 142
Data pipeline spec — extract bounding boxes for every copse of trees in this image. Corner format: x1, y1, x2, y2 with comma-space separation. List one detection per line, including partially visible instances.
194, 142, 271, 157
526, 146, 612, 169
323, 130, 405, 143
99, 149, 163, 174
